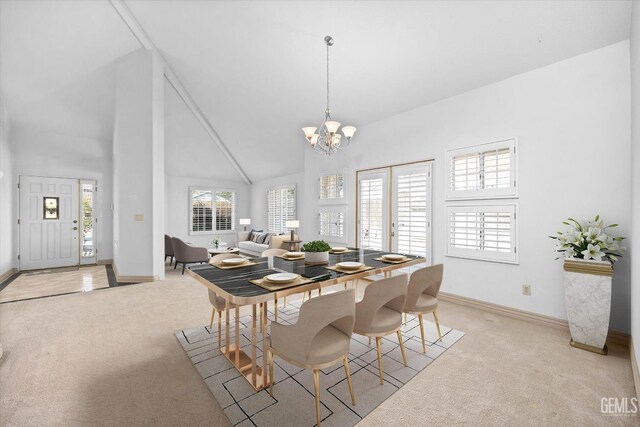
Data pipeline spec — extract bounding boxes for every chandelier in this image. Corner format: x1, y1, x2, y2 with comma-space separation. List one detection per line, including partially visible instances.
302, 36, 356, 155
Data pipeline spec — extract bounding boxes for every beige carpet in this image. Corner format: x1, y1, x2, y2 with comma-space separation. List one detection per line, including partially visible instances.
0, 267, 637, 426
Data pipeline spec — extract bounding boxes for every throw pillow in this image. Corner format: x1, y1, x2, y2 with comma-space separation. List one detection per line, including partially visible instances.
248, 229, 263, 241
264, 233, 273, 245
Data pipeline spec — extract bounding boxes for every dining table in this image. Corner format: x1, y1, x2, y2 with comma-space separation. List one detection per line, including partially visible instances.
186, 248, 425, 391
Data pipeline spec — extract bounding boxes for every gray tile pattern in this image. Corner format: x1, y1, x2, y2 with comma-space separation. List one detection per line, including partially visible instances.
176, 300, 464, 427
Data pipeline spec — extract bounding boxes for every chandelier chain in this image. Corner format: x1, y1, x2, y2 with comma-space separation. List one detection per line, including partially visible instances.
326, 41, 330, 113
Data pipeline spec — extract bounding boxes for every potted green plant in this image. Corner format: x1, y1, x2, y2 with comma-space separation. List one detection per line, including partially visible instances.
550, 215, 625, 355
301, 240, 331, 264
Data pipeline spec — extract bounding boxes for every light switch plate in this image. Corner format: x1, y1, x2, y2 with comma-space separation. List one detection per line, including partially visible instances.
134, 214, 144, 221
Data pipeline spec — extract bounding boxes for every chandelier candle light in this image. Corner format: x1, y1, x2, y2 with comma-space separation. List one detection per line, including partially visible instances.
302, 36, 356, 155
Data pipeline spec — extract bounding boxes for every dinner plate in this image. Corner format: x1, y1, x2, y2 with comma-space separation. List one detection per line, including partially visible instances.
382, 254, 405, 261
285, 252, 304, 258
331, 247, 348, 252
221, 258, 247, 266
337, 261, 363, 270
264, 273, 300, 284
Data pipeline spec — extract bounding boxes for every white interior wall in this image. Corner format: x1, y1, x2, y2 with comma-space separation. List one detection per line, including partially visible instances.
112, 49, 164, 279
629, 0, 639, 375
11, 128, 113, 263
249, 172, 304, 232
0, 105, 15, 275
165, 175, 249, 248
296, 41, 631, 332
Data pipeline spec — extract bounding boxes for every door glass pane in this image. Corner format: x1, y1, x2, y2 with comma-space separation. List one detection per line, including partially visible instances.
359, 178, 384, 250
82, 183, 94, 257
396, 170, 428, 258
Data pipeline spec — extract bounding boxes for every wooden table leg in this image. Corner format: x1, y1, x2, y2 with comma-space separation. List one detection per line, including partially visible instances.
251, 304, 257, 386
235, 305, 240, 367
262, 301, 268, 388
274, 295, 278, 322
225, 299, 230, 356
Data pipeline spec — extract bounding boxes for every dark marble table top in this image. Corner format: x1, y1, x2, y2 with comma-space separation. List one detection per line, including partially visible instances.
188, 248, 424, 303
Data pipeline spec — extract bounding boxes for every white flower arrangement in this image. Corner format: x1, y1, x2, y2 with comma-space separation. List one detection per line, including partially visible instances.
550, 215, 625, 263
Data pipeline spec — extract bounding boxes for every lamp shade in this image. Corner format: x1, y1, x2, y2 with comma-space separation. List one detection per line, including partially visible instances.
342, 126, 356, 139
302, 127, 317, 139
325, 121, 341, 134
285, 220, 300, 228
310, 134, 320, 146
239, 218, 251, 225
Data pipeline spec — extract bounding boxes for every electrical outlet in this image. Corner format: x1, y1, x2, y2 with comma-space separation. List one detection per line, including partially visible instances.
522, 284, 531, 296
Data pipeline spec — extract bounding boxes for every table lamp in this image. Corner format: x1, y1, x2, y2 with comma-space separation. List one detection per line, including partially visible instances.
239, 218, 251, 231
285, 220, 299, 241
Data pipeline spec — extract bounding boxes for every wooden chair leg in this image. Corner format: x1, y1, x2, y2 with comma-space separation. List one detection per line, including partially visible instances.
343, 357, 356, 406
283, 296, 287, 308
259, 303, 263, 333
396, 330, 407, 367
418, 313, 427, 353
375, 337, 384, 385
218, 310, 222, 348
433, 309, 442, 341
313, 368, 321, 427
403, 313, 408, 325
368, 337, 372, 346
209, 307, 215, 329
268, 350, 274, 397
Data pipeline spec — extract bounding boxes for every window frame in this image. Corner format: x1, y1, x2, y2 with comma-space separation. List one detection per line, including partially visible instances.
317, 206, 347, 244
445, 203, 519, 264
446, 138, 518, 200
188, 186, 237, 235
267, 184, 297, 234
318, 169, 347, 205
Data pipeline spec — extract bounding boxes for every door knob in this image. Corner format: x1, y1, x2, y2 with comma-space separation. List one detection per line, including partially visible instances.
73, 220, 78, 224
73, 227, 78, 230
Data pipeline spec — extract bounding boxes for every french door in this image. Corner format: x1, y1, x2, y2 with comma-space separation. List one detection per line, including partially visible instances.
357, 161, 432, 262
18, 176, 97, 270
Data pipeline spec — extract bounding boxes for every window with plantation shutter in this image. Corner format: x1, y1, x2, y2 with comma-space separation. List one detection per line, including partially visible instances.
318, 208, 346, 242
446, 204, 518, 263
191, 189, 213, 233
189, 187, 236, 234
319, 171, 345, 203
359, 177, 385, 250
447, 138, 517, 200
268, 185, 296, 234
215, 191, 235, 231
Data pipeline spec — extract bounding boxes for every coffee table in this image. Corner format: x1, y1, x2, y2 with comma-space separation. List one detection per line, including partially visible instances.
208, 246, 240, 256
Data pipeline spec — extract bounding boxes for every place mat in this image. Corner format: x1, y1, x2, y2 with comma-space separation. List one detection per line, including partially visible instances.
325, 264, 375, 274
249, 276, 313, 291
305, 260, 329, 266
329, 249, 354, 255
275, 254, 305, 261
210, 260, 257, 270
373, 256, 411, 264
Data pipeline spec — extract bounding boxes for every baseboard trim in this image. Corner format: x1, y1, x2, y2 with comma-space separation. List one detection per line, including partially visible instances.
631, 337, 640, 400
0, 268, 17, 284
97, 259, 113, 265
112, 262, 157, 284
438, 291, 629, 347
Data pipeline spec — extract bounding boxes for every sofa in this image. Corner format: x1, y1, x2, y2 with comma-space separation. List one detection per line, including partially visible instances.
236, 231, 298, 257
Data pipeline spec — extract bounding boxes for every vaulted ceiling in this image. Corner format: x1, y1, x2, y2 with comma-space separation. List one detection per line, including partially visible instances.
0, 0, 633, 182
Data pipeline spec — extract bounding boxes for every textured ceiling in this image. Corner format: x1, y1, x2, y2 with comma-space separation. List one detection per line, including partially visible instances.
0, 0, 633, 182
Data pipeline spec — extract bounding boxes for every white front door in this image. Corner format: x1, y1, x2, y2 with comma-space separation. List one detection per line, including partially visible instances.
391, 163, 432, 262
19, 176, 80, 270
